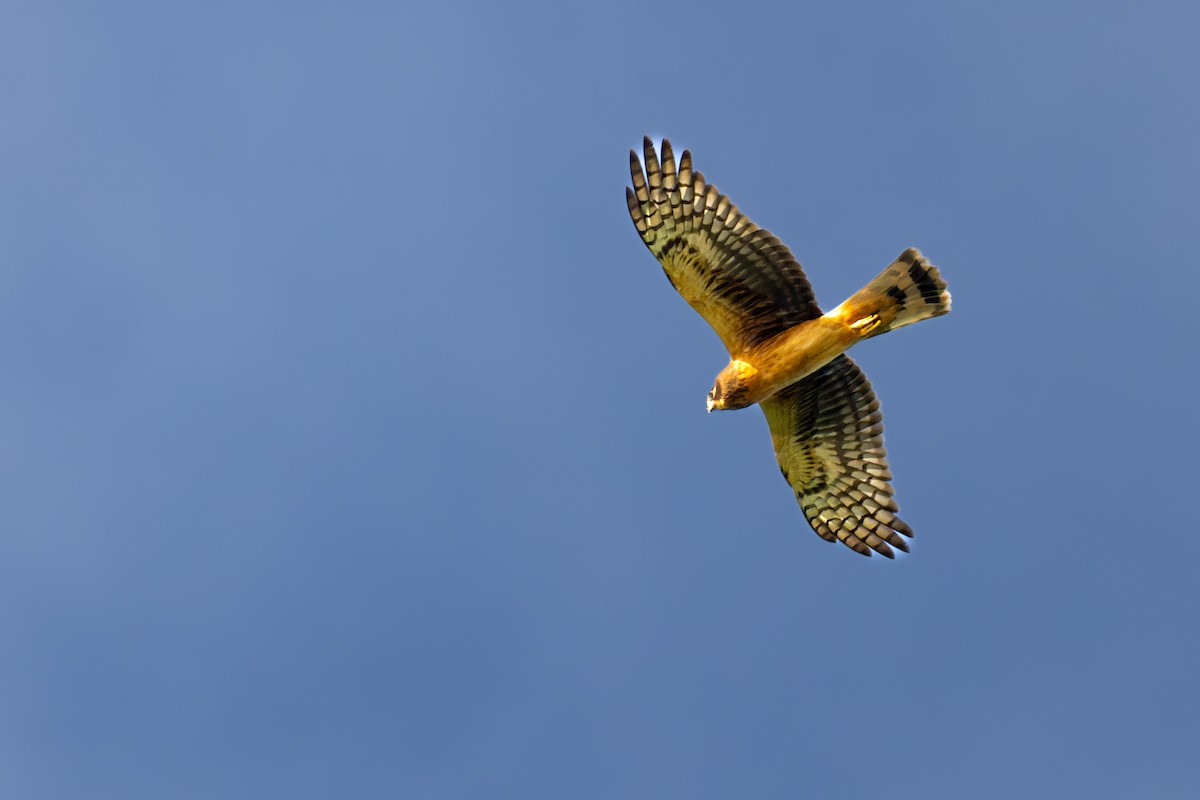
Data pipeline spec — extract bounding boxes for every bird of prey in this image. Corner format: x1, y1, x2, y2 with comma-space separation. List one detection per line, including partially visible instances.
626, 136, 950, 558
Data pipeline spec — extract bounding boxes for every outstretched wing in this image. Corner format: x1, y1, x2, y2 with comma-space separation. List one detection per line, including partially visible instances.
760, 355, 912, 558
626, 136, 821, 356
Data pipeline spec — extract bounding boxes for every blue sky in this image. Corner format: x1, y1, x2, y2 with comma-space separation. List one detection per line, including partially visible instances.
2, 1, 1198, 797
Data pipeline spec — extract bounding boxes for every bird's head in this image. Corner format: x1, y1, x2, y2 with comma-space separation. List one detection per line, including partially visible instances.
707, 360, 757, 412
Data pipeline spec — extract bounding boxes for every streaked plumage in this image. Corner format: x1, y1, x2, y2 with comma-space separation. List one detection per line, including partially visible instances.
626, 136, 950, 558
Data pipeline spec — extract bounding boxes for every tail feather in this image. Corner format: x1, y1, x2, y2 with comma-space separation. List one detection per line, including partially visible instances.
837, 248, 951, 339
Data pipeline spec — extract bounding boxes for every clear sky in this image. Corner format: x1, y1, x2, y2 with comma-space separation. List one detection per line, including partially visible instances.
3, 1, 1198, 798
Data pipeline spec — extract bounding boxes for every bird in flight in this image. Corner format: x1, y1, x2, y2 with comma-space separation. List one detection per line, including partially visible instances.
626, 136, 950, 558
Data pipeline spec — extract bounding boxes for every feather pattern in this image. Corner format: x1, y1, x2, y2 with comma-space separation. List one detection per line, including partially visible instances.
760, 356, 912, 558
626, 137, 821, 355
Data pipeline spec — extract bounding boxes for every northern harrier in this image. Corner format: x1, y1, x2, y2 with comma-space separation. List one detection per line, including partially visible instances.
626, 137, 950, 558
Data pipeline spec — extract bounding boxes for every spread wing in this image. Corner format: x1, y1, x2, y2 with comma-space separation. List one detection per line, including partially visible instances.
626, 136, 821, 356
760, 355, 912, 558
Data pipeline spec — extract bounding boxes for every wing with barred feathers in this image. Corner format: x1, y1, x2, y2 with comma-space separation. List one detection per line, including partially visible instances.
760, 355, 913, 558
626, 136, 821, 356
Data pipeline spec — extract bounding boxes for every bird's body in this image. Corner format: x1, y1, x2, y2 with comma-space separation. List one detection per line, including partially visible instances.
712, 312, 859, 409
626, 136, 950, 558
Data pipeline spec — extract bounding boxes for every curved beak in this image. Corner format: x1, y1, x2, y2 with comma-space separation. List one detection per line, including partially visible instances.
706, 396, 715, 413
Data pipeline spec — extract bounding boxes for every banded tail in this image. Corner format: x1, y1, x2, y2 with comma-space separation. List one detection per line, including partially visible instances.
834, 248, 951, 339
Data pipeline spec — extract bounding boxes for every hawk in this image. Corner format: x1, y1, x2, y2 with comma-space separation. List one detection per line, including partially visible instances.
626, 137, 950, 558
